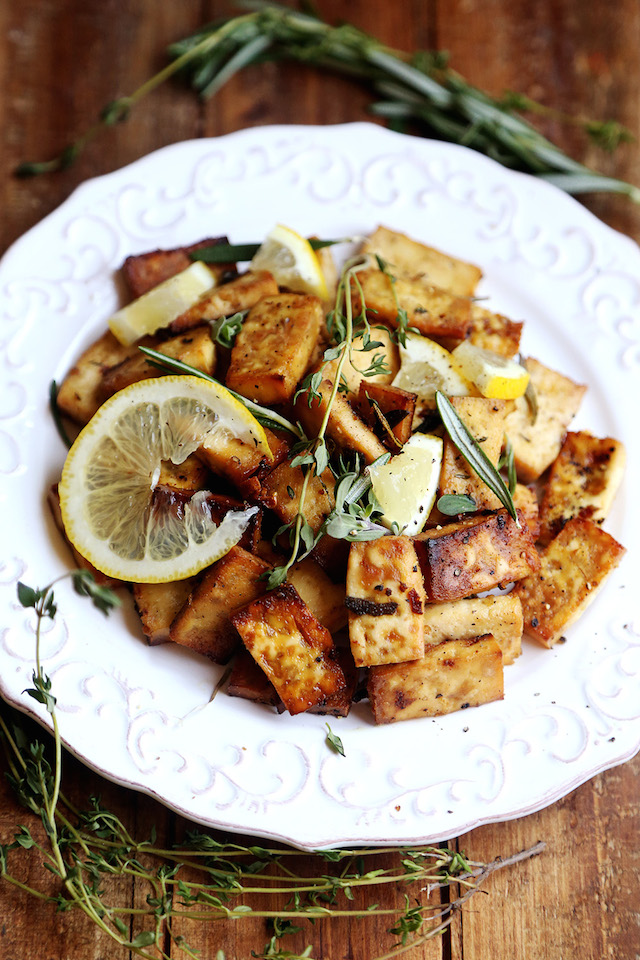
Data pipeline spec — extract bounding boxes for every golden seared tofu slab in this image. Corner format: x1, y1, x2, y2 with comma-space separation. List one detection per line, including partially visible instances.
514, 517, 625, 648
414, 509, 540, 602
354, 268, 472, 341
122, 238, 235, 298
439, 397, 512, 511
259, 457, 336, 534
227, 648, 281, 708
538, 431, 626, 545
102, 325, 215, 398
56, 330, 140, 424
170, 270, 279, 333
504, 357, 586, 483
362, 225, 482, 297
423, 594, 523, 665
170, 546, 270, 663
295, 376, 387, 465
307, 646, 359, 718
441, 304, 523, 358
226, 293, 323, 405
368, 634, 503, 723
133, 578, 196, 646
346, 537, 426, 667
231, 584, 347, 715
198, 425, 289, 493
287, 556, 348, 633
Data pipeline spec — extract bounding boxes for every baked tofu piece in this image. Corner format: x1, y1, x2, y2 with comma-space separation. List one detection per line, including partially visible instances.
513, 483, 540, 540
538, 432, 626, 545
226, 293, 323, 405
346, 537, 426, 667
414, 510, 540, 602
170, 270, 278, 333
514, 517, 625, 647
504, 358, 586, 483
320, 326, 399, 396
307, 646, 359, 717
198, 426, 288, 493
155, 453, 211, 496
102, 326, 215, 397
423, 594, 523, 665
362, 226, 482, 297
56, 330, 139, 424
231, 584, 347, 715
133, 578, 195, 646
441, 304, 523, 358
122, 237, 235, 298
259, 458, 336, 534
368, 635, 503, 723
169, 546, 270, 662
357, 380, 417, 449
295, 377, 387, 465
227, 649, 281, 708
354, 268, 472, 341
287, 557, 348, 633
439, 397, 512, 511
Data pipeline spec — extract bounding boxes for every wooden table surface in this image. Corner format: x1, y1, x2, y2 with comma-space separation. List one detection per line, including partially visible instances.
2, 2, 639, 958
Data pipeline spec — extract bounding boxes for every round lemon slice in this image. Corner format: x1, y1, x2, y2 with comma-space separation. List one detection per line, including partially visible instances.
59, 376, 269, 583
392, 332, 472, 405
108, 261, 216, 346
369, 433, 443, 536
451, 341, 530, 399
250, 224, 329, 299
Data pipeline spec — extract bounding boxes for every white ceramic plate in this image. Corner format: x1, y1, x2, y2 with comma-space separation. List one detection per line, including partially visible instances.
1, 124, 639, 851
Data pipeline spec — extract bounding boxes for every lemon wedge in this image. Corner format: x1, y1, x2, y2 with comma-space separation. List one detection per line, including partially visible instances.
250, 224, 329, 299
392, 332, 472, 404
59, 376, 269, 583
451, 341, 530, 399
369, 434, 443, 536
108, 261, 216, 346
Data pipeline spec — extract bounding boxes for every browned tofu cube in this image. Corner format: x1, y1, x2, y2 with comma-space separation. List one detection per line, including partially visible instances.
231, 584, 346, 715
362, 226, 482, 297
414, 510, 540, 602
287, 557, 348, 633
259, 458, 336, 534
56, 331, 140, 424
423, 594, 523, 665
122, 238, 235, 298
226, 293, 323, 405
198, 426, 288, 493
133, 579, 195, 645
295, 377, 387, 465
307, 646, 359, 717
170, 270, 279, 333
346, 537, 426, 667
320, 326, 399, 396
227, 649, 281, 708
311, 533, 351, 582
441, 304, 523, 358
538, 432, 626, 545
102, 326, 215, 398
357, 380, 417, 449
170, 546, 270, 662
354, 268, 472, 340
514, 517, 625, 647
504, 358, 586, 483
368, 635, 503, 723
513, 483, 540, 540
155, 453, 211, 496
439, 397, 512, 511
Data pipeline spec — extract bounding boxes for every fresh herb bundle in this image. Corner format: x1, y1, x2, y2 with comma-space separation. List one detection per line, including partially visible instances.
15, 2, 639, 205
0, 575, 545, 959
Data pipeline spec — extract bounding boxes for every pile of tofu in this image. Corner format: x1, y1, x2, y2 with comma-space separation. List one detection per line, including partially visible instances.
50, 226, 626, 724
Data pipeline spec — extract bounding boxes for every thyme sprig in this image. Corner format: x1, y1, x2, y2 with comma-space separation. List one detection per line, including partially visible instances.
15, 4, 639, 205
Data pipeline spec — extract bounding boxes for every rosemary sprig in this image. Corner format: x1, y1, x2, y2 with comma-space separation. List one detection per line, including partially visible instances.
192, 238, 341, 263
435, 391, 519, 524
15, 4, 639, 205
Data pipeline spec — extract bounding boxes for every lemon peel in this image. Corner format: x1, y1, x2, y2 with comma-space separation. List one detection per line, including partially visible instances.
250, 224, 329, 300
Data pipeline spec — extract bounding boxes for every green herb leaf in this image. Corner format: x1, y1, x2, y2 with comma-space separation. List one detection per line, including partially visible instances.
211, 311, 247, 348
435, 391, 519, 524
49, 381, 73, 450
17, 582, 39, 609
437, 494, 477, 516
191, 238, 342, 263
71, 571, 121, 616
325, 723, 345, 757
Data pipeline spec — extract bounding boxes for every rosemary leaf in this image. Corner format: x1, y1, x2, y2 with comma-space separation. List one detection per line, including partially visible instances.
435, 391, 518, 524
191, 238, 342, 263
49, 381, 73, 450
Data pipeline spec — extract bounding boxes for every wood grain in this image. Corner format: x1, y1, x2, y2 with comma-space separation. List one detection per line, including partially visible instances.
1, 2, 638, 959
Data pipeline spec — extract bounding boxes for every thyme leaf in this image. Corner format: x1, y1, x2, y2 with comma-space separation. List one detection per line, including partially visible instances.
325, 723, 346, 757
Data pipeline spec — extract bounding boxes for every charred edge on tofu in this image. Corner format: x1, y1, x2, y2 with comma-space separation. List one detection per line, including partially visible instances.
345, 596, 399, 616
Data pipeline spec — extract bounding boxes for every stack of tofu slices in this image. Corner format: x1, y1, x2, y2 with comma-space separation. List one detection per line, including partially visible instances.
51, 226, 626, 724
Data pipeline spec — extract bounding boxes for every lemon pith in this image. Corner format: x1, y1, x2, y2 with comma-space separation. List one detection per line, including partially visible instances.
393, 332, 472, 404
250, 224, 329, 300
59, 376, 268, 582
